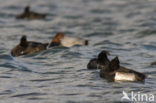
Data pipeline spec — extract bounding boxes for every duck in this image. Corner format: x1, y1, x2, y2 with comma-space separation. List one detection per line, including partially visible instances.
11, 35, 48, 57
100, 56, 146, 82
16, 6, 47, 20
87, 50, 110, 69
151, 61, 156, 65
49, 32, 88, 47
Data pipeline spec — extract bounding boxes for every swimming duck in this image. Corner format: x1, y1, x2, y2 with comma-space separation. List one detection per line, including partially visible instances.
87, 50, 110, 69
100, 57, 146, 82
49, 32, 88, 47
11, 35, 48, 57
16, 6, 47, 20
151, 61, 156, 65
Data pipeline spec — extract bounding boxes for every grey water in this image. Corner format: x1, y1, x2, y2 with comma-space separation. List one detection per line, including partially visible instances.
0, 0, 156, 103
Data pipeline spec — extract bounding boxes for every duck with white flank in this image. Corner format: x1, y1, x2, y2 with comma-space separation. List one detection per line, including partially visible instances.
100, 56, 146, 82
49, 32, 88, 47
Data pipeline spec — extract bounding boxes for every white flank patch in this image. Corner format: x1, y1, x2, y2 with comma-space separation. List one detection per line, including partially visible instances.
61, 36, 86, 47
115, 72, 136, 82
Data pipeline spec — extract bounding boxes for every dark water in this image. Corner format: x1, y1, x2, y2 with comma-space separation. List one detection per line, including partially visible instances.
0, 0, 156, 103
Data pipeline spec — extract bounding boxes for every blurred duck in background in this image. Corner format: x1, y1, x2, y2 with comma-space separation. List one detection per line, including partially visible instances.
151, 61, 156, 65
16, 6, 47, 20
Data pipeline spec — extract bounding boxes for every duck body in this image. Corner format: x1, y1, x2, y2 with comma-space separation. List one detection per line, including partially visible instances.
61, 36, 88, 47
16, 6, 47, 20
100, 57, 146, 82
11, 36, 48, 57
87, 58, 98, 69
49, 32, 88, 47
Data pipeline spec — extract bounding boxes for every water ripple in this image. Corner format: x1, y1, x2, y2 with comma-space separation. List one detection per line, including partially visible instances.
0, 0, 155, 103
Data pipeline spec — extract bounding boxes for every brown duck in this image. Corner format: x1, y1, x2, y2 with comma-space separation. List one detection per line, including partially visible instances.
49, 32, 88, 47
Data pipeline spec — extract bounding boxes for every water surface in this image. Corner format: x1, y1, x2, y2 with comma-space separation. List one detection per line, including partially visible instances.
0, 0, 156, 103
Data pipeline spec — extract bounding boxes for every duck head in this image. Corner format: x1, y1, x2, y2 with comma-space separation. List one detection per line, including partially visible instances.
108, 56, 120, 71
19, 35, 28, 47
16, 6, 30, 19
24, 6, 30, 13
11, 35, 28, 57
97, 50, 110, 65
49, 32, 65, 47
